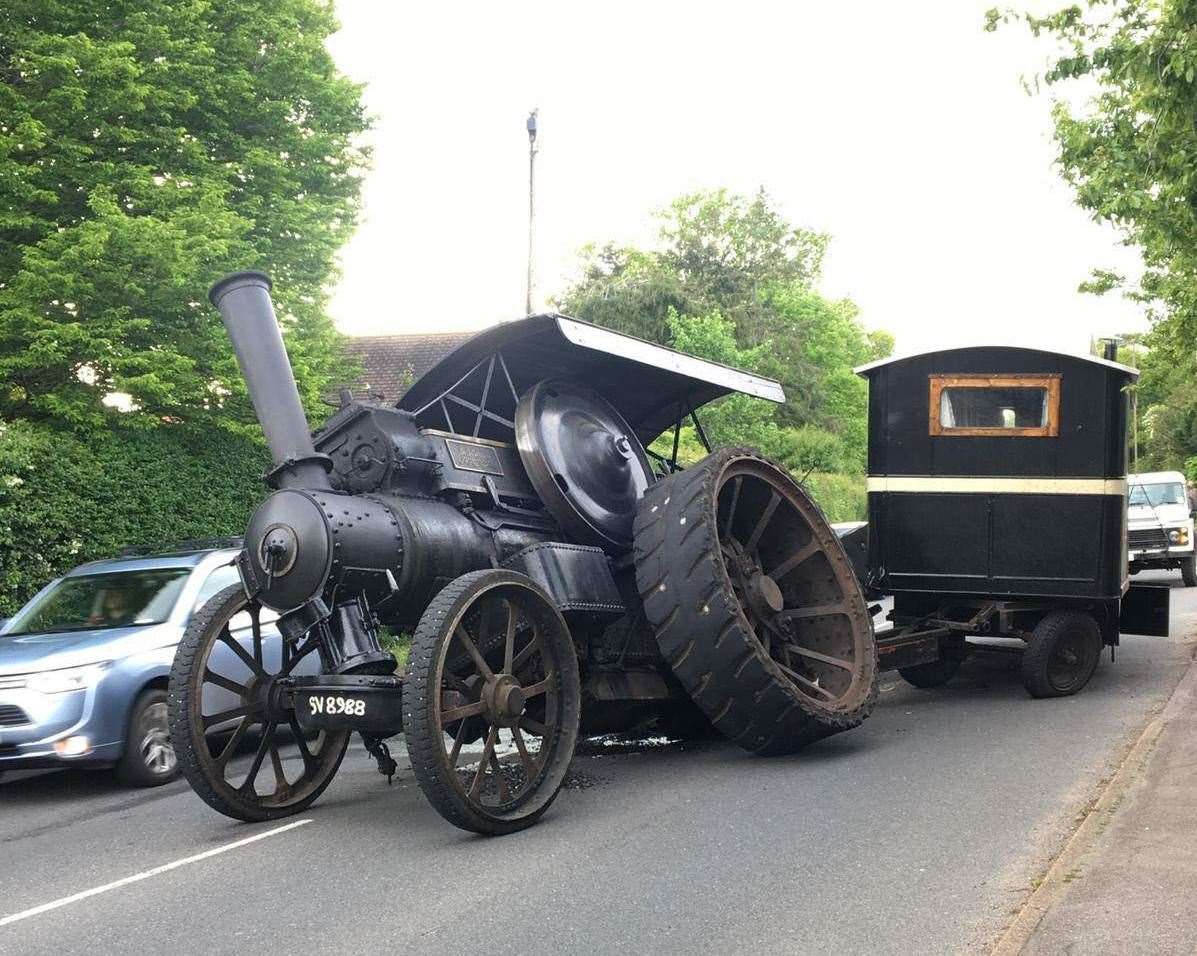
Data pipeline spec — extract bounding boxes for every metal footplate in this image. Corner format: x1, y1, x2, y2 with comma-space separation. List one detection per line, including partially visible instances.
288, 674, 404, 736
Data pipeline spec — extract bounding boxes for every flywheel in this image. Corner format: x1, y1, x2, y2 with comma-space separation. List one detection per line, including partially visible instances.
633, 447, 878, 756
515, 380, 654, 550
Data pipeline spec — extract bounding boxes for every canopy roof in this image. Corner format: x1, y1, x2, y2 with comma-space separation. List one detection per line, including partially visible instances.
398, 314, 784, 443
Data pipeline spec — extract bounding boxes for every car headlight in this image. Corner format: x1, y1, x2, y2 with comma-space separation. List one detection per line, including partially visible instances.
1169, 528, 1190, 545
27, 662, 111, 694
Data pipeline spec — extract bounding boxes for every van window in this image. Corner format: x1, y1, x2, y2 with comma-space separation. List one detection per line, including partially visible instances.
929, 374, 1060, 437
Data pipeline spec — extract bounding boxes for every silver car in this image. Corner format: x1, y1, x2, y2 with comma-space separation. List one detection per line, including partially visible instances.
0, 544, 300, 787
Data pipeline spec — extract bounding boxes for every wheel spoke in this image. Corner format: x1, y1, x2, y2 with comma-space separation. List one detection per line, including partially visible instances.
455, 626, 495, 681
218, 628, 266, 678
203, 704, 252, 730
512, 725, 538, 775
470, 726, 497, 799
280, 634, 321, 676
745, 490, 781, 553
240, 722, 276, 792
511, 630, 542, 673
503, 600, 516, 674
215, 716, 254, 768
769, 539, 822, 580
269, 742, 287, 795
521, 675, 553, 699
773, 659, 836, 700
203, 669, 247, 696
783, 642, 857, 672
520, 717, 547, 736
288, 717, 318, 773
448, 717, 469, 768
251, 605, 264, 669
442, 698, 487, 723
779, 603, 850, 621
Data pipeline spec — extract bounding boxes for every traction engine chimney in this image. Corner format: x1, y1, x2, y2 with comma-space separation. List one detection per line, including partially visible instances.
208, 271, 331, 489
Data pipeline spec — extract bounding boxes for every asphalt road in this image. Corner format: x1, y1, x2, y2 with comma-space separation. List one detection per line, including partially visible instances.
2, 571, 1194, 955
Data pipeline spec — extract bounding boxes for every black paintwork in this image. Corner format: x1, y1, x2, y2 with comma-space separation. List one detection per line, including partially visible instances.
861, 347, 1136, 602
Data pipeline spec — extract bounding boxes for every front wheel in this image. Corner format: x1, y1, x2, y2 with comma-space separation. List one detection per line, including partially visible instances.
404, 570, 581, 835
1181, 554, 1196, 587
168, 584, 350, 822
1021, 610, 1102, 698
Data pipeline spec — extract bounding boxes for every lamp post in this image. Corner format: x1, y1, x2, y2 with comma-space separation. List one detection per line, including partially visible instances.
526, 109, 538, 315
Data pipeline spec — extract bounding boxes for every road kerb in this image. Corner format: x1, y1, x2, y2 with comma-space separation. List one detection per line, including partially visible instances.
990, 650, 1197, 955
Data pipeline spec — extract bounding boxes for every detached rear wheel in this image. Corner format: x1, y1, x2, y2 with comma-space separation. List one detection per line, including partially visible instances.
635, 448, 877, 755
1021, 610, 1102, 698
168, 584, 350, 822
404, 570, 581, 835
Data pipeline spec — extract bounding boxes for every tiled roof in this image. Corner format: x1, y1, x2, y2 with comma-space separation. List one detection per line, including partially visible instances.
343, 331, 475, 402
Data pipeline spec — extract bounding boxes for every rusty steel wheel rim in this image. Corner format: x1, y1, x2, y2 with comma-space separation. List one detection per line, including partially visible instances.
431, 582, 571, 816
188, 593, 348, 810
715, 459, 872, 712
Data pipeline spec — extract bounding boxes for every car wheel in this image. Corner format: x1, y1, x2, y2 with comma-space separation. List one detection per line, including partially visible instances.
117, 689, 179, 787
1182, 554, 1196, 587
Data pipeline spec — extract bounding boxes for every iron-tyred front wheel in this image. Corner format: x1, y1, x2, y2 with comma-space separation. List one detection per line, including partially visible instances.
635, 448, 878, 755
404, 570, 581, 835
168, 584, 350, 822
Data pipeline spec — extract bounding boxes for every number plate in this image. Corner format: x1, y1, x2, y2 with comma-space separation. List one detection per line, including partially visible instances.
290, 675, 404, 736
307, 695, 367, 718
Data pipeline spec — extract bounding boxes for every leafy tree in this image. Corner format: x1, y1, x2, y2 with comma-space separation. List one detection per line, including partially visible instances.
560, 189, 890, 475
0, 0, 369, 428
558, 188, 828, 346
554, 243, 691, 344
987, 1, 1197, 471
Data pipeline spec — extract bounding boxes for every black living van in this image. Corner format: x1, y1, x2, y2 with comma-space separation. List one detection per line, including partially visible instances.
855, 346, 1169, 697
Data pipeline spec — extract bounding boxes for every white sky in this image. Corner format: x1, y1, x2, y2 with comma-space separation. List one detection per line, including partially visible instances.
325, 0, 1146, 358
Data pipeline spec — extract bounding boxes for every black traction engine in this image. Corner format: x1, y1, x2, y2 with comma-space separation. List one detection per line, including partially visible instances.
167, 272, 878, 834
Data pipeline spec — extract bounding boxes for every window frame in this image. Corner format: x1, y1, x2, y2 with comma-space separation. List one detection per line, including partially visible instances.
928, 373, 1061, 438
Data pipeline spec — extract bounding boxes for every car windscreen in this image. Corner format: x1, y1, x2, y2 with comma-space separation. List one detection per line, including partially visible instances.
3, 568, 191, 636
1129, 482, 1186, 508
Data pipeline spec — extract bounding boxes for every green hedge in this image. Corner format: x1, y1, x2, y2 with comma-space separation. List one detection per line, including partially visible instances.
0, 420, 269, 615
802, 471, 866, 524
0, 419, 868, 618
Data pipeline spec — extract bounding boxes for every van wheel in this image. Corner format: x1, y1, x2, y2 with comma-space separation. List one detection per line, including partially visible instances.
117, 689, 179, 787
1021, 611, 1102, 698
1181, 555, 1196, 587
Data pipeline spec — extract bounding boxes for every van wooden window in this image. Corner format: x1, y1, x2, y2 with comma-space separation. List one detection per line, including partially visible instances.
928, 374, 1060, 437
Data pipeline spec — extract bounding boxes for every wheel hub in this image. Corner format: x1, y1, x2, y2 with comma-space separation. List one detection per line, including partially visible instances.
748, 572, 784, 615
484, 674, 527, 726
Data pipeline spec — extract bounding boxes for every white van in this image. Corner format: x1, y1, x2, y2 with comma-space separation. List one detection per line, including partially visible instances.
1128, 470, 1195, 586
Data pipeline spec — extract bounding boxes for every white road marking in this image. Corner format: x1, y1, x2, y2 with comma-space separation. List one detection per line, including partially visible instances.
0, 819, 313, 928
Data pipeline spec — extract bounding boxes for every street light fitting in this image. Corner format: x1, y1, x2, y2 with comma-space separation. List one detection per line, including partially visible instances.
527, 108, 538, 143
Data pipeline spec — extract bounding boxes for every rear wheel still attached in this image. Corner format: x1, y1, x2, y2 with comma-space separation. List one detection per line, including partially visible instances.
634, 448, 878, 756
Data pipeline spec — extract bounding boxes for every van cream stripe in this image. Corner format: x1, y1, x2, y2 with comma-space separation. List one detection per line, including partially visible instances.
866, 476, 1127, 495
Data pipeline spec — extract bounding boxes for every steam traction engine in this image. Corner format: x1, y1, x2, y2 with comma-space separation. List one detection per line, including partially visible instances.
168, 272, 877, 834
